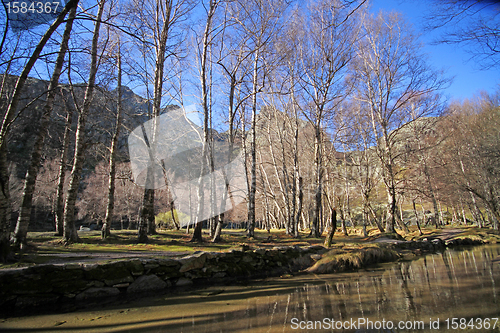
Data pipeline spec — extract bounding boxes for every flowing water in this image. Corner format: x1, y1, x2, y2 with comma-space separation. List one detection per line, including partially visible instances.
1, 245, 500, 333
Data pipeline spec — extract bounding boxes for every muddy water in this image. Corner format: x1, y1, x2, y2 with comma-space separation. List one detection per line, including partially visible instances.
1, 245, 500, 333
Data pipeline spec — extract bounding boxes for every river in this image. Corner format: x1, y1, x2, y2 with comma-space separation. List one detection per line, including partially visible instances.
1, 245, 500, 332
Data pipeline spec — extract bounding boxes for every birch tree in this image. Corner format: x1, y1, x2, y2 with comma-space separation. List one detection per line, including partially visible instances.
62, 0, 106, 243
353, 12, 447, 233
442, 92, 500, 229
210, 1, 253, 242
102, 40, 123, 238
129, 0, 194, 243
191, 0, 221, 243
229, 0, 289, 238
54, 95, 73, 236
296, 0, 364, 237
12, 4, 78, 248
0, 0, 79, 260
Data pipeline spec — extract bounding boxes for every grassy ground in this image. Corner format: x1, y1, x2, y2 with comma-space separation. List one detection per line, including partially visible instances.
27, 228, 323, 252
2, 225, 499, 269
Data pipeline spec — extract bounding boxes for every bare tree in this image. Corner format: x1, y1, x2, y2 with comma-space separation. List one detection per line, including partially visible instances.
441, 92, 500, 229
0, 0, 79, 260
63, 0, 106, 244
129, 0, 194, 243
353, 11, 447, 234
295, 0, 364, 237
402, 109, 445, 229
345, 100, 384, 233
12, 4, 78, 248
228, 0, 290, 238
422, 0, 500, 69
191, 0, 221, 243
210, 1, 253, 242
101, 40, 123, 238
54, 96, 73, 236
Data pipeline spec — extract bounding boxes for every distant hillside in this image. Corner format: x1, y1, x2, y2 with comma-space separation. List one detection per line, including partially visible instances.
1, 75, 151, 179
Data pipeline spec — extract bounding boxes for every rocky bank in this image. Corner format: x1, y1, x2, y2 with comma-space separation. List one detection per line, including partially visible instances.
0, 236, 489, 316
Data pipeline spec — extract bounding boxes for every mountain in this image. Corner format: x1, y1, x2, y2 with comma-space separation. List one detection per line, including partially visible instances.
1, 75, 151, 179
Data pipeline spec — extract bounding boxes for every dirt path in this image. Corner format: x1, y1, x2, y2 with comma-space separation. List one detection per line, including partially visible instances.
434, 228, 467, 240
2, 250, 192, 272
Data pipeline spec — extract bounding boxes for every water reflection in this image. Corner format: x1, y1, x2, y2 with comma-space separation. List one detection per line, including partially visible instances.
2, 246, 500, 333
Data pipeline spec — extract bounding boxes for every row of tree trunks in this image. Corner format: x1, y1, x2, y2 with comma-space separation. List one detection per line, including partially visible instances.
12, 5, 78, 248
0, 0, 80, 261
62, 0, 106, 244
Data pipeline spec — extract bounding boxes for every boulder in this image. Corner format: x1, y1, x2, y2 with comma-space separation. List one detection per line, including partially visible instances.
179, 253, 208, 273
127, 275, 168, 293
75, 287, 120, 301
175, 277, 193, 287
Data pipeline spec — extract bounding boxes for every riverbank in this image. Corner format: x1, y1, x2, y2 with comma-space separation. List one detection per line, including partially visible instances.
1, 226, 499, 316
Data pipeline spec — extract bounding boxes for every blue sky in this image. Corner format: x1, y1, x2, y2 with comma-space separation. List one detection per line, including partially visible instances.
371, 0, 499, 102
19, 0, 496, 110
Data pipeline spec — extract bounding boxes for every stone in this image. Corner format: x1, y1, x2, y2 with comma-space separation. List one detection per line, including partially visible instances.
15, 294, 59, 308
144, 263, 160, 270
175, 277, 193, 287
124, 260, 145, 276
179, 253, 208, 273
113, 283, 130, 288
10, 275, 53, 294
310, 254, 322, 261
127, 275, 168, 293
52, 276, 89, 294
148, 262, 182, 277
158, 258, 182, 266
75, 287, 120, 301
83, 262, 134, 286
305, 245, 326, 252
242, 255, 253, 263
291, 255, 313, 268
89, 281, 105, 288
104, 274, 134, 287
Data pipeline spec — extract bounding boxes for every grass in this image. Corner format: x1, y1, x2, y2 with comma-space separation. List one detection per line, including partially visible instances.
2, 225, 499, 269
28, 229, 323, 253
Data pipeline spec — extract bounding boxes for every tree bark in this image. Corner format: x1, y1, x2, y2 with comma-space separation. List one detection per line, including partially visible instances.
55, 102, 73, 236
311, 124, 322, 238
413, 199, 423, 236
192, 0, 217, 243
423, 162, 440, 229
102, 43, 123, 239
63, 0, 105, 244
13, 5, 77, 248
212, 74, 236, 243
324, 208, 336, 248
295, 176, 303, 237
0, 0, 79, 260
138, 0, 173, 243
247, 48, 260, 239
